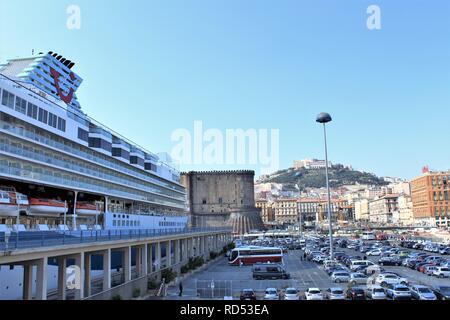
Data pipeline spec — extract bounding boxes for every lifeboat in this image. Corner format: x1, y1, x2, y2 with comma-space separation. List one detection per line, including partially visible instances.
75, 202, 100, 216
0, 190, 19, 217
29, 198, 68, 216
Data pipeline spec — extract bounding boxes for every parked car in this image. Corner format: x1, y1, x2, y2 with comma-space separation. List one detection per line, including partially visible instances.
346, 287, 366, 300
433, 266, 450, 278
263, 288, 279, 300
374, 273, 408, 287
423, 265, 439, 276
418, 263, 435, 273
284, 288, 299, 300
331, 271, 350, 283
439, 247, 450, 255
431, 286, 450, 300
240, 289, 257, 301
366, 286, 387, 300
350, 260, 375, 272
385, 284, 412, 300
304, 288, 324, 300
367, 249, 382, 256
327, 266, 349, 276
359, 246, 371, 253
349, 273, 368, 285
410, 285, 437, 300
378, 256, 402, 266
325, 288, 346, 300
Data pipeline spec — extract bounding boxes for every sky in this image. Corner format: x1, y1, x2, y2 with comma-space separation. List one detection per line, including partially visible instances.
0, 0, 449, 180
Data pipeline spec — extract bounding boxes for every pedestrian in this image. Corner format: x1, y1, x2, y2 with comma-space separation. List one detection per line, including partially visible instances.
363, 255, 367, 260
303, 252, 307, 260
179, 281, 183, 297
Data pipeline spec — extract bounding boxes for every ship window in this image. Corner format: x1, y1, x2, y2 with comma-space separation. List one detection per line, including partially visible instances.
15, 96, 27, 114
27, 102, 38, 119
77, 128, 89, 142
1, 89, 14, 108
57, 118, 66, 131
38, 108, 48, 124
113, 214, 116, 218
48, 113, 57, 128
112, 220, 116, 226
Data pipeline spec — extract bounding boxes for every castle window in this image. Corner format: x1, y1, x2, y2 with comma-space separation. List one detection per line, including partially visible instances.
202, 198, 207, 204
218, 198, 222, 204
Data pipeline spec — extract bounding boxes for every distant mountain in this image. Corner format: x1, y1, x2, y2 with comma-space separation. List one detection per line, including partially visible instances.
258, 165, 388, 191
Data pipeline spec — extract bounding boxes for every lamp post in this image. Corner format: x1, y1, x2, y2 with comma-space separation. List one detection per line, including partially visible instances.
316, 112, 333, 260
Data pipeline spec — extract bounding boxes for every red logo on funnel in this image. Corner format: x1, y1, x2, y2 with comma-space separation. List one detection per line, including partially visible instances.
49, 67, 76, 104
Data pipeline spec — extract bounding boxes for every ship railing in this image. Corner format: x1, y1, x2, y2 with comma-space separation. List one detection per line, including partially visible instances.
0, 227, 232, 251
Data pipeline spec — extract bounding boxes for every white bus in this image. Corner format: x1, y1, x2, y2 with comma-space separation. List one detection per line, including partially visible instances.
362, 231, 376, 241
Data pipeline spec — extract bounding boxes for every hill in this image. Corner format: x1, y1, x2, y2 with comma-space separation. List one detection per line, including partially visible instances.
259, 165, 388, 191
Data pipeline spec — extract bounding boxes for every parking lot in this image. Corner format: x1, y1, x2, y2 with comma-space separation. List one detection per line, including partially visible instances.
160, 232, 450, 300
164, 249, 337, 299
339, 246, 450, 289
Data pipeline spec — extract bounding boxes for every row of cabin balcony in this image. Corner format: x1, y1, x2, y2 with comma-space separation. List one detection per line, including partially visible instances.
87, 126, 160, 173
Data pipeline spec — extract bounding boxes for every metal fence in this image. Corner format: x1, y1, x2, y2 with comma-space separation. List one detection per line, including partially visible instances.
0, 227, 232, 251
196, 280, 233, 299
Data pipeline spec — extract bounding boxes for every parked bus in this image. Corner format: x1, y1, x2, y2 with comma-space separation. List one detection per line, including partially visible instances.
362, 231, 376, 241
228, 246, 283, 266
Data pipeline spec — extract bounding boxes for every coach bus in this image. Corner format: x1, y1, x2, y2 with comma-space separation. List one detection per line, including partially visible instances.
362, 231, 376, 241
228, 246, 283, 266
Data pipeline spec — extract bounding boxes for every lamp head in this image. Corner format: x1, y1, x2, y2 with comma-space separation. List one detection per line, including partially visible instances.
316, 112, 332, 124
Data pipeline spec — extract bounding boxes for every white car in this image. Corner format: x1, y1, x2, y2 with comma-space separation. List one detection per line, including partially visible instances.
284, 288, 299, 300
349, 273, 368, 285
264, 288, 279, 300
350, 260, 375, 271
374, 273, 409, 287
367, 249, 382, 256
410, 285, 437, 300
305, 288, 324, 300
366, 286, 387, 300
331, 271, 350, 283
433, 267, 450, 278
325, 287, 346, 300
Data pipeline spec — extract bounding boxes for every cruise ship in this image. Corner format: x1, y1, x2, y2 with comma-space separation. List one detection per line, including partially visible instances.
0, 51, 188, 232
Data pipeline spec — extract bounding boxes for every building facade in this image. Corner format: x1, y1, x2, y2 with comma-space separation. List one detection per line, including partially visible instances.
293, 159, 332, 170
392, 195, 414, 226
255, 199, 275, 224
273, 198, 298, 225
411, 171, 450, 227
354, 199, 370, 221
368, 194, 399, 224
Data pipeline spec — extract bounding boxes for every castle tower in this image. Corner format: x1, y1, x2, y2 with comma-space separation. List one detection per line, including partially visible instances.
180, 170, 265, 235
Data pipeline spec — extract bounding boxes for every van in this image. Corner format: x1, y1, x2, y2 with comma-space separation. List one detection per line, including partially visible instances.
252, 263, 290, 280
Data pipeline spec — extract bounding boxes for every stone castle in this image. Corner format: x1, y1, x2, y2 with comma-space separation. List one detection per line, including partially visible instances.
180, 170, 265, 235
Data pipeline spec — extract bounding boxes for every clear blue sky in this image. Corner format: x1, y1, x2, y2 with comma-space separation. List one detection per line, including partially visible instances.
1, 0, 449, 179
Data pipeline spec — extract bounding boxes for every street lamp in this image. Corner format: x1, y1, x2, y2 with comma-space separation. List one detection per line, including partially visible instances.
316, 112, 334, 260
